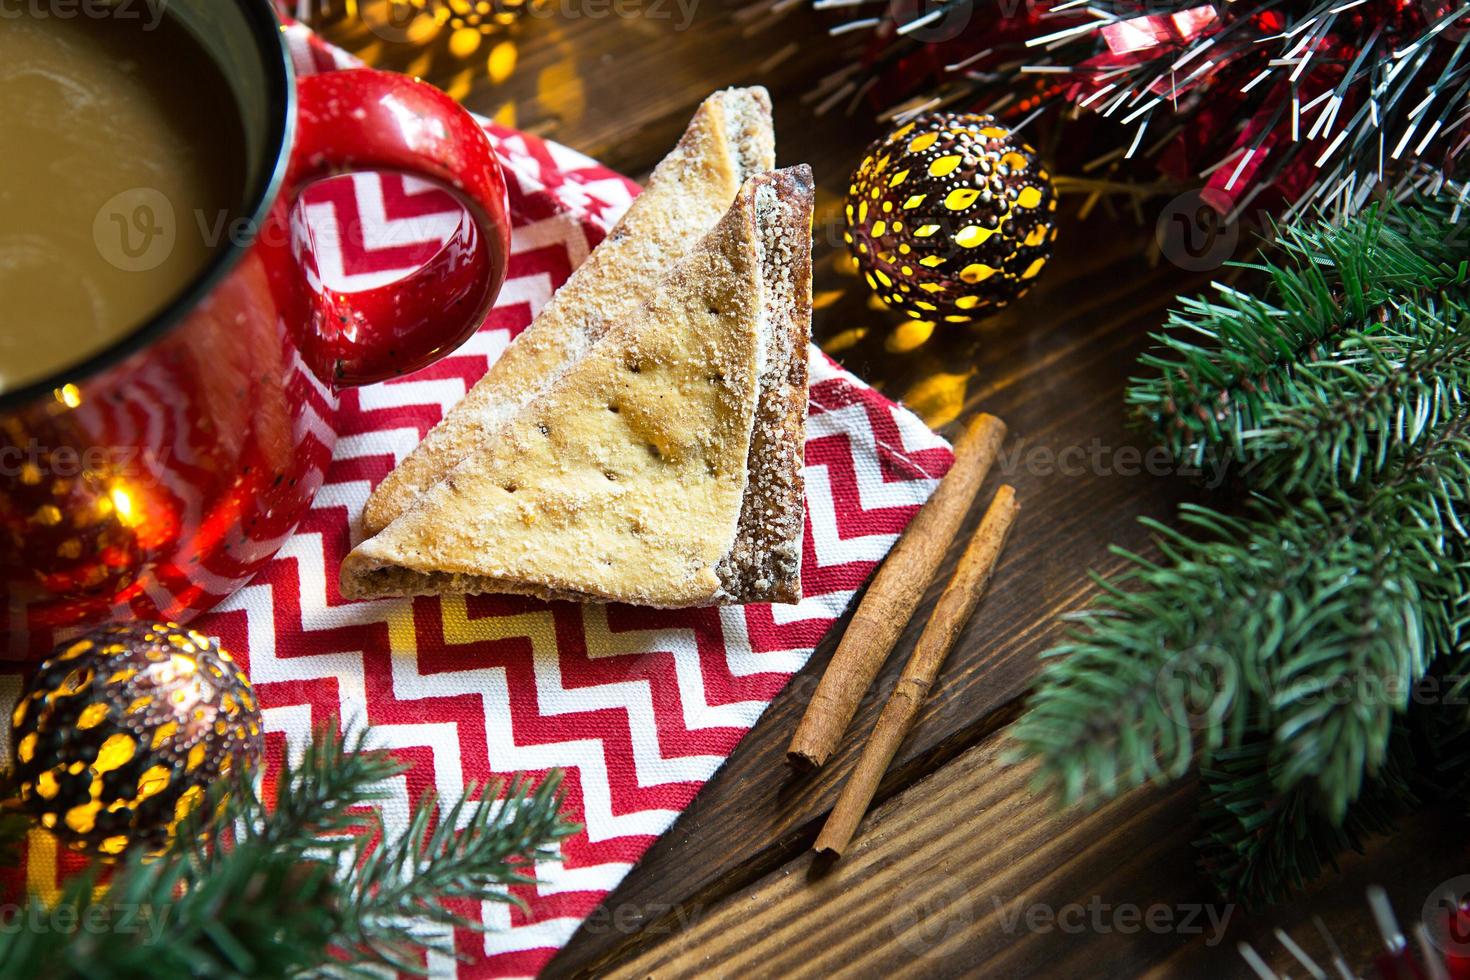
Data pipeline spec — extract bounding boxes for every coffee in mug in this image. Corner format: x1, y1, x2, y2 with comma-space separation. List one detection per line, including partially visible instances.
0, 9, 247, 394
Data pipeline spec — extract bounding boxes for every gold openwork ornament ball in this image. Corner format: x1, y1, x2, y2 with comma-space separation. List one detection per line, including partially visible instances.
11, 622, 263, 858
844, 112, 1057, 322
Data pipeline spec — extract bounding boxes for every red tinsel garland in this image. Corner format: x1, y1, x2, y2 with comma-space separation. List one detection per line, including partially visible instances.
822, 0, 1470, 215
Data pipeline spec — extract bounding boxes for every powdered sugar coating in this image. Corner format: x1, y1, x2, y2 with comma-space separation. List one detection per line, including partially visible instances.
359, 87, 776, 536
714, 166, 813, 603
340, 169, 812, 607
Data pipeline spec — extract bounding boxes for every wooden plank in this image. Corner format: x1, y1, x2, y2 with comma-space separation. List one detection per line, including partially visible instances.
608, 736, 1465, 979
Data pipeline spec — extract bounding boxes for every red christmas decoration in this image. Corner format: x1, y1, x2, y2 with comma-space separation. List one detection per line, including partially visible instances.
806, 0, 1470, 217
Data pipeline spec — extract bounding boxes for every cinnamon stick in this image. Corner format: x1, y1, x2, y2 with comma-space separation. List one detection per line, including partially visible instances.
787, 412, 1008, 770
813, 485, 1020, 859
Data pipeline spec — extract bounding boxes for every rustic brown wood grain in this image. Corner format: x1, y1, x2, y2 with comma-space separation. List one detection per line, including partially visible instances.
606, 740, 1464, 980
313, 5, 1460, 977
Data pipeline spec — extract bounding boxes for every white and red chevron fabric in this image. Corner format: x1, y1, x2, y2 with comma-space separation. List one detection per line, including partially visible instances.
0, 25, 955, 977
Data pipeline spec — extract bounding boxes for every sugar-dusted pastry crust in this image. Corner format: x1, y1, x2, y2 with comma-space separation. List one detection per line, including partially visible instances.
341, 169, 811, 607
714, 166, 812, 604
359, 87, 775, 536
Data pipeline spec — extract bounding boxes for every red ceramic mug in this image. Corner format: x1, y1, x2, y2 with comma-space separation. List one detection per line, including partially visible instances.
0, 2, 509, 652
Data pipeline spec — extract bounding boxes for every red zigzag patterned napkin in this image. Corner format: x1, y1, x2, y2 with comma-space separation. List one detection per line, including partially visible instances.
1, 24, 955, 978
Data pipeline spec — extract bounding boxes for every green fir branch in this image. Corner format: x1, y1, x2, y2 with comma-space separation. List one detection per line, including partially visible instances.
337, 775, 569, 972
0, 726, 577, 979
1011, 483, 1455, 819
1199, 647, 1470, 906
1128, 201, 1469, 470
1014, 195, 1470, 905
1227, 297, 1465, 480
1195, 725, 1420, 908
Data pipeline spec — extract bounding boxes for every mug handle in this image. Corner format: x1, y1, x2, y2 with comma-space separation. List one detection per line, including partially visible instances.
260, 69, 511, 387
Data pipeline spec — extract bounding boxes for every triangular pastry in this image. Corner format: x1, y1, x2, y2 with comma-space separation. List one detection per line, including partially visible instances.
360, 87, 776, 537
340, 166, 814, 607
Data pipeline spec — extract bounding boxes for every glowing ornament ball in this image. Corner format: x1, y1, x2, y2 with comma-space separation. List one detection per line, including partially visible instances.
0, 410, 148, 598
845, 112, 1057, 323
11, 622, 263, 858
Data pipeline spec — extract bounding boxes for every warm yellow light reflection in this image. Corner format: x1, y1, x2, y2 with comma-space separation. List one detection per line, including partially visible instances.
345, 0, 538, 93
109, 485, 139, 527
537, 61, 585, 124
902, 371, 972, 428
406, 12, 441, 43
449, 25, 482, 56
824, 327, 869, 353
885, 319, 935, 353
446, 66, 476, 100
487, 40, 517, 83
55, 384, 82, 409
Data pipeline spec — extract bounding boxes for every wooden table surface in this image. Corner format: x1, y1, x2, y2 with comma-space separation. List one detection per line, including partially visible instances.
316, 3, 1466, 976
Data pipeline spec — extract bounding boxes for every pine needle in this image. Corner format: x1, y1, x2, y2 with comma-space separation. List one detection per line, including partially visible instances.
0, 725, 578, 978
1010, 196, 1470, 905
